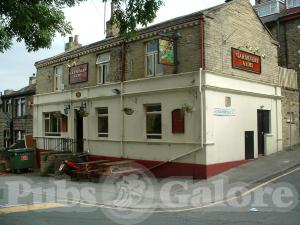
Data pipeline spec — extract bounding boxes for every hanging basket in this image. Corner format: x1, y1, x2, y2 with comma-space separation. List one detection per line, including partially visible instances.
78, 109, 89, 117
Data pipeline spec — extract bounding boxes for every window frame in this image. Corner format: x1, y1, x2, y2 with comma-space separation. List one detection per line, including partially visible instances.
3, 130, 10, 148
255, 0, 280, 17
96, 53, 111, 84
97, 107, 109, 137
14, 130, 25, 141
44, 112, 61, 136
54, 65, 63, 91
145, 104, 162, 139
287, 0, 300, 8
287, 112, 295, 124
145, 40, 163, 77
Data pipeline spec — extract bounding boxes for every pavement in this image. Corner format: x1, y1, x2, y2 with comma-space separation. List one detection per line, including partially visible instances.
0, 146, 300, 212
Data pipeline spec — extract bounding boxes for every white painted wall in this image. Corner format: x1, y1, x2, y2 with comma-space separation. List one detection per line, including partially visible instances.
204, 72, 283, 164
34, 72, 204, 164
33, 71, 283, 166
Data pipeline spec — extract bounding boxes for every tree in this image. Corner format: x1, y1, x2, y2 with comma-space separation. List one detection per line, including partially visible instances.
109, 0, 163, 36
0, 0, 163, 53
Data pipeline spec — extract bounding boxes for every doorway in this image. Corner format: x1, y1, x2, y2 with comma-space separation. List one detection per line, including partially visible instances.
245, 131, 254, 160
75, 110, 84, 153
257, 110, 270, 156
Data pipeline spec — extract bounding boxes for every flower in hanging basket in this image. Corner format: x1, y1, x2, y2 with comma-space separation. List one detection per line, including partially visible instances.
79, 109, 89, 117
182, 103, 194, 113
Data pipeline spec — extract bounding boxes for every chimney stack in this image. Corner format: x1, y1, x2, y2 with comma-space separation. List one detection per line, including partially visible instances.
65, 35, 82, 51
29, 74, 36, 86
106, 2, 119, 38
4, 90, 15, 95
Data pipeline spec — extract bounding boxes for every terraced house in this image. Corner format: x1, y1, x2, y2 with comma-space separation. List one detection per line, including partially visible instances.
0, 76, 36, 149
33, 0, 299, 179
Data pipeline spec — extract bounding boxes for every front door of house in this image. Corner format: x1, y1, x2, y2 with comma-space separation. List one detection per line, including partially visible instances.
75, 110, 84, 153
257, 110, 270, 156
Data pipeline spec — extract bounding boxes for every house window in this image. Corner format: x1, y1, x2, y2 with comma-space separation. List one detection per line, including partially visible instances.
3, 99, 11, 113
255, 1, 279, 17
287, 0, 300, 8
14, 130, 25, 141
146, 40, 163, 77
4, 130, 10, 148
44, 112, 61, 136
287, 112, 295, 123
54, 65, 63, 91
146, 104, 162, 139
98, 107, 108, 137
96, 53, 110, 84
14, 98, 26, 117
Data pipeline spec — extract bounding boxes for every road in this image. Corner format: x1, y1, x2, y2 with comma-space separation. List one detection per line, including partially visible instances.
0, 167, 299, 225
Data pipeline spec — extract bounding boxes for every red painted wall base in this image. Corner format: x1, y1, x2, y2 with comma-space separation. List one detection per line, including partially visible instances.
35, 149, 249, 179
87, 154, 249, 179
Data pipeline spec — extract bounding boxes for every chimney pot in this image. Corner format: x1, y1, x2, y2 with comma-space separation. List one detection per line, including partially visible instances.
74, 35, 79, 45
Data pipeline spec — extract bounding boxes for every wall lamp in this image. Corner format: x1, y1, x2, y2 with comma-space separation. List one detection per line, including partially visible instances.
64, 104, 71, 115
80, 102, 87, 111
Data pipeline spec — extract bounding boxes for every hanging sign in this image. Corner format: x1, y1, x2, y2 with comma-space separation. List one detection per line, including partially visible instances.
69, 63, 88, 84
232, 48, 261, 74
158, 39, 175, 65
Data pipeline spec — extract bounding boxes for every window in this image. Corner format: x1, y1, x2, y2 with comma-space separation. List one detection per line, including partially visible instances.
255, 1, 280, 17
287, 0, 300, 8
44, 112, 61, 136
96, 53, 110, 84
14, 98, 26, 117
98, 107, 108, 137
146, 104, 162, 139
54, 65, 63, 91
146, 40, 163, 77
4, 130, 10, 148
3, 99, 11, 113
14, 130, 25, 142
287, 112, 295, 123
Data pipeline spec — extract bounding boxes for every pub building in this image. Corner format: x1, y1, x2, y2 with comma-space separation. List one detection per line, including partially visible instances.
33, 0, 299, 179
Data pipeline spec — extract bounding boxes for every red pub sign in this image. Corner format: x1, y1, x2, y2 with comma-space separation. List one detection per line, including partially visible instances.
231, 48, 261, 74
69, 63, 88, 84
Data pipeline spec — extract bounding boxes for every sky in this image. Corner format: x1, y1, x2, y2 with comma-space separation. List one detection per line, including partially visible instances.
0, 0, 255, 93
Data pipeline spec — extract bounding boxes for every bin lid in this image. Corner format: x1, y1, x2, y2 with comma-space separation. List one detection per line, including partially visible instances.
8, 148, 34, 153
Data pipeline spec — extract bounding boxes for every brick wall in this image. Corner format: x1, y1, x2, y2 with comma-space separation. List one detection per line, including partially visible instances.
36, 24, 201, 94
0, 112, 5, 149
205, 0, 279, 85
281, 89, 300, 149
0, 94, 34, 147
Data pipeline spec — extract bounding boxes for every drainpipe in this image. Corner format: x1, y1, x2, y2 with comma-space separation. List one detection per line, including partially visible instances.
10, 98, 14, 145
283, 22, 288, 68
199, 15, 206, 70
120, 40, 126, 158
199, 15, 205, 148
275, 86, 279, 152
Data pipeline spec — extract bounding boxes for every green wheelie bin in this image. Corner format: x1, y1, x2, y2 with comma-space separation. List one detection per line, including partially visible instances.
8, 148, 34, 173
